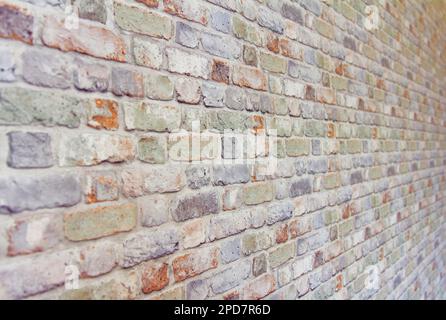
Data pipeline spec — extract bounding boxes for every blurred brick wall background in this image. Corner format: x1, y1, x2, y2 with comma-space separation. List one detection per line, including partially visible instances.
0, 0, 445, 299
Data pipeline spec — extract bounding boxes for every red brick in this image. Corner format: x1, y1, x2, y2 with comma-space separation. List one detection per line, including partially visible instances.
232, 65, 267, 91
172, 247, 218, 282
211, 59, 230, 84
137, 0, 159, 7
141, 262, 169, 294
88, 99, 119, 130
0, 3, 33, 44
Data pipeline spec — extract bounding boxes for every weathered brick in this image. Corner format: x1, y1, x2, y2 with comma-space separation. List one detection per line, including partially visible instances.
64, 203, 137, 241
145, 73, 174, 101
0, 49, 15, 82
269, 242, 295, 268
243, 182, 274, 205
114, 1, 172, 39
242, 230, 273, 255
202, 32, 241, 59
232, 16, 262, 45
290, 178, 312, 198
172, 247, 218, 282
22, 50, 70, 89
85, 171, 119, 204
167, 47, 209, 79
7, 131, 53, 168
233, 65, 267, 91
253, 253, 267, 276
42, 16, 126, 61
133, 37, 163, 69
78, 0, 107, 24
0, 87, 83, 128
141, 262, 169, 294
7, 213, 62, 256
175, 21, 199, 48
124, 101, 181, 132
186, 279, 209, 300
139, 195, 169, 227
138, 135, 167, 164
257, 6, 283, 33
260, 52, 287, 73
175, 77, 201, 104
211, 9, 231, 33
121, 225, 180, 267
164, 0, 208, 25
209, 260, 251, 294
220, 237, 241, 263
281, 2, 303, 25
172, 191, 219, 222
0, 3, 34, 44
79, 241, 117, 277
0, 174, 81, 214
208, 209, 251, 241
203, 82, 226, 108
73, 58, 109, 92
213, 164, 251, 186
266, 201, 294, 225
243, 274, 276, 300
185, 165, 211, 189
286, 138, 310, 156
59, 134, 135, 166
182, 218, 206, 249
111, 68, 144, 97
211, 59, 230, 84
87, 99, 119, 130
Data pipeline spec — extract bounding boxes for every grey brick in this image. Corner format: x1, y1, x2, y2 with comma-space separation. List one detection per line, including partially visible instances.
22, 50, 70, 89
290, 178, 312, 198
266, 201, 294, 225
7, 131, 53, 168
212, 164, 250, 186
176, 22, 199, 48
210, 9, 231, 33
308, 158, 328, 174
0, 174, 81, 214
281, 2, 303, 25
78, 0, 107, 24
258, 6, 284, 33
171, 191, 219, 222
0, 50, 15, 82
225, 87, 246, 111
209, 260, 250, 294
201, 32, 241, 59
220, 237, 241, 263
203, 82, 225, 108
185, 165, 211, 189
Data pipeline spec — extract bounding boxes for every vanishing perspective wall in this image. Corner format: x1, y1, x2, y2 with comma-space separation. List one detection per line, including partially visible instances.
0, 0, 445, 300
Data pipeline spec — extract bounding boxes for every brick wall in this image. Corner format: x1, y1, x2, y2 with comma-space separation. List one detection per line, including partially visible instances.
0, 0, 445, 300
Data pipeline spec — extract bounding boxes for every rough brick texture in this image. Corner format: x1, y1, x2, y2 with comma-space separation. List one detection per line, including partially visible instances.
0, 0, 445, 301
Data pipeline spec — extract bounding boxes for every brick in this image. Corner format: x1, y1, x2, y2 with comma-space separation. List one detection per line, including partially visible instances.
202, 32, 241, 59
78, 0, 107, 24
172, 247, 218, 282
142, 166, 186, 194
7, 214, 62, 256
308, 158, 328, 174
314, 18, 333, 39
290, 178, 312, 198
242, 231, 273, 255
182, 219, 206, 249
73, 58, 109, 92
232, 16, 261, 46
286, 138, 310, 156
243, 45, 258, 66
0, 174, 81, 214
121, 225, 180, 267
266, 201, 294, 225
220, 237, 241, 263
211, 59, 230, 84
233, 65, 267, 91
243, 274, 276, 300
281, 2, 303, 25
317, 87, 336, 104
139, 195, 169, 227
208, 209, 251, 241
133, 37, 163, 69
0, 87, 83, 128
85, 171, 119, 204
145, 73, 174, 101
213, 164, 251, 186
269, 242, 295, 268
172, 191, 219, 222
79, 241, 117, 277
141, 262, 169, 294
22, 50, 70, 89
289, 61, 322, 83
253, 253, 267, 276
124, 101, 181, 132
203, 83, 225, 108
64, 203, 137, 241
209, 260, 251, 294
42, 16, 126, 62
0, 250, 75, 299
138, 135, 167, 164
87, 99, 119, 130
137, 0, 159, 7
301, 0, 322, 16
186, 279, 209, 300
0, 3, 33, 44
0, 49, 15, 82
164, 0, 208, 25
222, 187, 243, 211
111, 68, 144, 97
175, 21, 199, 48
185, 166, 211, 189
167, 47, 209, 79
257, 6, 283, 33
175, 77, 201, 104
322, 173, 341, 190
243, 182, 274, 205
259, 52, 287, 73
283, 79, 304, 98
211, 9, 231, 33
59, 134, 135, 166
7, 131, 53, 169
114, 1, 172, 39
